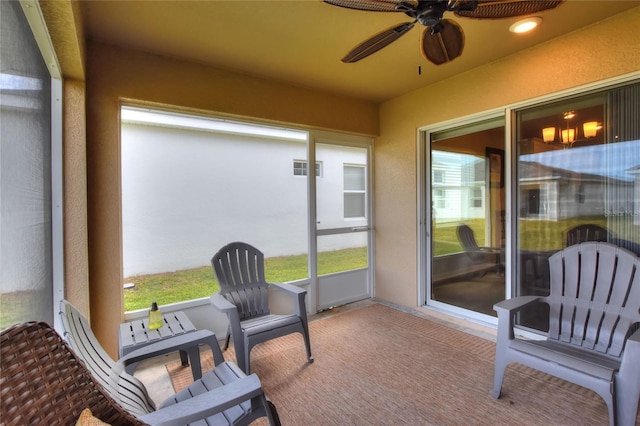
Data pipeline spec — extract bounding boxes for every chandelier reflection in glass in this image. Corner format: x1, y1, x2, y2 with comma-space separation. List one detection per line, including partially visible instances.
541, 111, 601, 148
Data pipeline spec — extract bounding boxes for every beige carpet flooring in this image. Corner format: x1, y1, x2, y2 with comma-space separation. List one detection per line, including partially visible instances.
167, 303, 628, 425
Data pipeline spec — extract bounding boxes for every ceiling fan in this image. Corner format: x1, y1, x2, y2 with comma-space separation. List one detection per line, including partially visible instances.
323, 0, 564, 64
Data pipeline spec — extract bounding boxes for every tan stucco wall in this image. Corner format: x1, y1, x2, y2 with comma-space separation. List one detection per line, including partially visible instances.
374, 8, 640, 309
63, 79, 90, 317
39, 0, 85, 81
85, 42, 379, 356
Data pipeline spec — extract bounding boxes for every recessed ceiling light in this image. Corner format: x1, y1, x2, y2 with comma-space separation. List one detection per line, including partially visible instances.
509, 17, 542, 34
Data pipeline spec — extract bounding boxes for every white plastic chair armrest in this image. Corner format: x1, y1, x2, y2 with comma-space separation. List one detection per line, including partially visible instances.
494, 295, 541, 315
118, 329, 224, 367
270, 282, 306, 295
494, 295, 543, 341
270, 283, 307, 317
620, 326, 640, 373
140, 373, 263, 426
210, 292, 242, 350
211, 292, 238, 314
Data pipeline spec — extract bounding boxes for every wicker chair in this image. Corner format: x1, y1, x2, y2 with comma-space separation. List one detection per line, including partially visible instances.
1, 322, 144, 425
1, 321, 280, 426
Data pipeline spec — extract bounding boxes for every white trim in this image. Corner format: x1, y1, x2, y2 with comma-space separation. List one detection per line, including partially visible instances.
417, 108, 505, 134
122, 106, 307, 141
307, 134, 318, 313
418, 111, 506, 311
416, 128, 428, 306
309, 129, 374, 311
19, 1, 61, 79
52, 78, 64, 332
507, 71, 640, 112
504, 109, 514, 301
19, 0, 65, 331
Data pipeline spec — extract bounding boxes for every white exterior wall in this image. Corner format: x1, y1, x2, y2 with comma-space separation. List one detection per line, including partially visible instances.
122, 122, 366, 277
432, 152, 486, 223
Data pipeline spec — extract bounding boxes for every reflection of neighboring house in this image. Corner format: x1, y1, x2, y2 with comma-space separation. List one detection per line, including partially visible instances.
432, 152, 485, 222
519, 141, 639, 222
519, 162, 633, 221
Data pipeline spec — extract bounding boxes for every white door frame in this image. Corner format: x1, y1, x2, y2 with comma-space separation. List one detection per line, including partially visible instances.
307, 130, 374, 312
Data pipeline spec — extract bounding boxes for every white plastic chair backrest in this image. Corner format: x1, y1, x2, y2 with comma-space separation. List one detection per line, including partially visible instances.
59, 300, 156, 416
212, 242, 271, 320
457, 223, 480, 251
546, 242, 640, 358
566, 224, 611, 246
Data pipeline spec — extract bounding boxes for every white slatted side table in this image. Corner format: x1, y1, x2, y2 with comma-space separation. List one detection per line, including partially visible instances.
119, 310, 200, 376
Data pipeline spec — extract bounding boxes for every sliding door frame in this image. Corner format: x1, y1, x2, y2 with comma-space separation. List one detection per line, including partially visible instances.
417, 109, 507, 325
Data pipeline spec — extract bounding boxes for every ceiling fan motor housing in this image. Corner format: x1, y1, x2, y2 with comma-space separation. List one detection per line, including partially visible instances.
324, 0, 563, 64
415, 4, 446, 29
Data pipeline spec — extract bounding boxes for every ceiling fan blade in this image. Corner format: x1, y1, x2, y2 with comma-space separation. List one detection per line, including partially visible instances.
323, 0, 416, 13
454, 0, 564, 19
342, 21, 416, 63
421, 19, 464, 65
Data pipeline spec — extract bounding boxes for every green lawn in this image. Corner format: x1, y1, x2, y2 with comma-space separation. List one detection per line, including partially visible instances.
433, 216, 633, 255
123, 247, 367, 312
0, 289, 52, 330
433, 219, 486, 256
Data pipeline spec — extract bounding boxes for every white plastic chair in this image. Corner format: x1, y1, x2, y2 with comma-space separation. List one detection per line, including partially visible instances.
211, 242, 313, 374
60, 300, 280, 425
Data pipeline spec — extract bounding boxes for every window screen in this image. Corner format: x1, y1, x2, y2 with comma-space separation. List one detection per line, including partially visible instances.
1, 0, 53, 328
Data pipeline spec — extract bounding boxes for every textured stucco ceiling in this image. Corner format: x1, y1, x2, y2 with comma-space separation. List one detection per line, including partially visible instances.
73, 1, 640, 102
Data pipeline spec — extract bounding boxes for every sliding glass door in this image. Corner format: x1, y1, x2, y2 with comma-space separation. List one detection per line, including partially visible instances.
515, 82, 640, 331
420, 79, 638, 328
426, 117, 506, 317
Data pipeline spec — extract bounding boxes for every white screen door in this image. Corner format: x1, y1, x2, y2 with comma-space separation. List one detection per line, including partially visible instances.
311, 133, 373, 310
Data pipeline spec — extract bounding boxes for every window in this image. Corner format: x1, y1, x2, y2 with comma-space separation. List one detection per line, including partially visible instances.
471, 188, 483, 208
523, 188, 541, 216
1, 1, 61, 329
434, 189, 446, 209
576, 184, 585, 203
344, 165, 366, 218
516, 81, 640, 331
433, 170, 445, 184
293, 160, 321, 177
293, 160, 307, 176
121, 107, 311, 311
